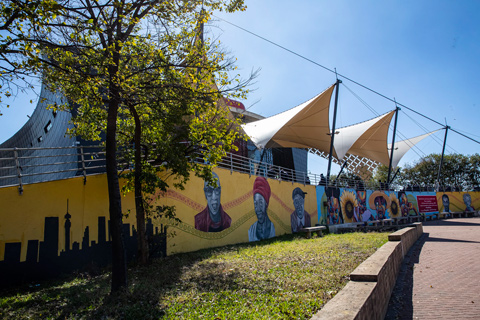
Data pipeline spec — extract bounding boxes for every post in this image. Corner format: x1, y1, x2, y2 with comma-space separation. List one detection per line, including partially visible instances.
14, 148, 23, 195
391, 168, 401, 184
80, 146, 87, 184
327, 79, 342, 184
387, 106, 400, 185
436, 126, 449, 187
64, 199, 71, 251
337, 160, 348, 180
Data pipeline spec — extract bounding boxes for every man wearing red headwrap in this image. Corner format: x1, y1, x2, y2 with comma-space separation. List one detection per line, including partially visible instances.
249, 177, 276, 241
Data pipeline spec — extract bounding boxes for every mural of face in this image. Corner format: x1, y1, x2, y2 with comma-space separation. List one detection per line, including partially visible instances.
400, 193, 409, 216
204, 173, 221, 222
464, 193, 471, 206
331, 197, 340, 223
356, 191, 367, 214
442, 194, 450, 212
249, 177, 274, 242
254, 193, 267, 224
375, 196, 386, 219
463, 193, 474, 211
293, 194, 305, 220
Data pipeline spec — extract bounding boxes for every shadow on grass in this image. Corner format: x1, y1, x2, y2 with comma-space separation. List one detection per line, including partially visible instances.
1, 233, 310, 319
0, 273, 112, 318
2, 231, 389, 319
91, 233, 311, 318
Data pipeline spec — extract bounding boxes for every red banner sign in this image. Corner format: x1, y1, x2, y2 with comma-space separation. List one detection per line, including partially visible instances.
417, 195, 439, 213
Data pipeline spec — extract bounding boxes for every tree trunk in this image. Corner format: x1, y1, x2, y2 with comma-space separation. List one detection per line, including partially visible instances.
106, 97, 128, 292
107, 13, 128, 291
130, 105, 149, 265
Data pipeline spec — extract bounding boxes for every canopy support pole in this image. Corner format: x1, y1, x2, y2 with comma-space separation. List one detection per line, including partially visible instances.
336, 160, 348, 181
387, 106, 400, 185
327, 79, 342, 185
436, 126, 449, 188
390, 168, 401, 184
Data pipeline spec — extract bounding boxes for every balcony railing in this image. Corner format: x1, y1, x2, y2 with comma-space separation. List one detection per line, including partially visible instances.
0, 145, 442, 193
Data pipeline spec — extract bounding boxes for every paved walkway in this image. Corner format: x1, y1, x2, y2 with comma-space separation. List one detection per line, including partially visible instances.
385, 217, 480, 319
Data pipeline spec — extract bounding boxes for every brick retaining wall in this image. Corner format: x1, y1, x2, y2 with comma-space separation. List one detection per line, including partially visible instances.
312, 223, 423, 320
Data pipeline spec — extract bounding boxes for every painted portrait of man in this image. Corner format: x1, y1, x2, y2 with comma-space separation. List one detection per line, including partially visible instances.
463, 193, 475, 212
194, 172, 231, 232
442, 194, 450, 212
355, 190, 373, 222
398, 191, 418, 217
326, 187, 343, 225
290, 187, 311, 233
374, 196, 387, 219
368, 191, 391, 220
249, 176, 276, 241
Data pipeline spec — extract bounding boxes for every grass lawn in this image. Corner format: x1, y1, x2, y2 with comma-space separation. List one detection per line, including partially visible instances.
0, 232, 388, 319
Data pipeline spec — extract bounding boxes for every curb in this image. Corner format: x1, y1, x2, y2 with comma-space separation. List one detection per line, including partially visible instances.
311, 222, 423, 320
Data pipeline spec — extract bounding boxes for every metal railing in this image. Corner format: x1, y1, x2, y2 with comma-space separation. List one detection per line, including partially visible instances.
0, 146, 106, 193
0, 145, 445, 193
218, 151, 337, 186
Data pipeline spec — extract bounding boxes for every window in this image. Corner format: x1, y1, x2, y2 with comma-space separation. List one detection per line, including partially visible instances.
37, 136, 43, 143
44, 121, 52, 133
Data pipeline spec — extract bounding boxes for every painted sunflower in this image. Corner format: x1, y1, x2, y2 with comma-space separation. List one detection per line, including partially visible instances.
340, 190, 358, 222
389, 193, 401, 218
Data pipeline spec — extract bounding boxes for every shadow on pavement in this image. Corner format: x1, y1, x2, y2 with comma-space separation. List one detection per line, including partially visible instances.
384, 232, 428, 320
422, 218, 480, 228
424, 236, 480, 244
385, 218, 480, 319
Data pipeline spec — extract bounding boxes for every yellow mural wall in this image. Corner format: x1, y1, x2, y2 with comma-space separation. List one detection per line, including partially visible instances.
436, 192, 480, 212
151, 169, 318, 255
0, 174, 137, 262
0, 168, 318, 262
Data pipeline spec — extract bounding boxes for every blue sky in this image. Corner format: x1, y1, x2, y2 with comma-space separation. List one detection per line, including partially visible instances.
1, 0, 479, 177
212, 0, 480, 175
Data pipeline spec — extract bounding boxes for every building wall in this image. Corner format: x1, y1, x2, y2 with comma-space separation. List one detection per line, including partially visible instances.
2, 167, 478, 286
152, 168, 318, 254
0, 168, 317, 285
292, 148, 308, 172
316, 187, 480, 225
436, 192, 479, 213
0, 84, 77, 186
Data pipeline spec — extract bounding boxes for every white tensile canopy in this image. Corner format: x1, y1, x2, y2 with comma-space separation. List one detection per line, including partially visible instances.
388, 130, 439, 169
241, 83, 435, 169
334, 111, 396, 164
340, 111, 396, 166
241, 84, 336, 152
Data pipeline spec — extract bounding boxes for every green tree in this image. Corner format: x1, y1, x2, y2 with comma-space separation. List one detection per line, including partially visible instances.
338, 170, 363, 188
372, 164, 388, 184
0, 0, 61, 110
113, 28, 251, 265
371, 164, 401, 190
14, 0, 250, 293
468, 154, 480, 190
398, 153, 479, 191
